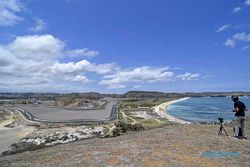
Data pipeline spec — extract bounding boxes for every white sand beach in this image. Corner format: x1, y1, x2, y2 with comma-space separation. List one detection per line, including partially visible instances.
153, 97, 191, 124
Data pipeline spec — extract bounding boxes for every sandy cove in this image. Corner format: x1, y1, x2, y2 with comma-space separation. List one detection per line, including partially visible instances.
152, 97, 191, 124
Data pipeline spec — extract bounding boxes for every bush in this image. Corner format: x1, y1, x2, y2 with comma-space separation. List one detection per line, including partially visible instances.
130, 123, 144, 131
115, 121, 129, 133
112, 121, 144, 137
112, 127, 122, 137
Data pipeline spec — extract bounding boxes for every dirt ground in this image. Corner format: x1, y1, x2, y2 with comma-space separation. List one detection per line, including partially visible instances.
0, 118, 250, 167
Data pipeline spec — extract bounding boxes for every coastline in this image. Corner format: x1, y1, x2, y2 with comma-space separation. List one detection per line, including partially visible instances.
152, 97, 191, 124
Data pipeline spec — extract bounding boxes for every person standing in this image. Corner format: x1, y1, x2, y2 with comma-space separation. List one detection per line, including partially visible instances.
231, 95, 248, 139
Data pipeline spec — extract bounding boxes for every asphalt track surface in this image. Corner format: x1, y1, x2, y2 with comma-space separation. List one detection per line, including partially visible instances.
13, 99, 119, 123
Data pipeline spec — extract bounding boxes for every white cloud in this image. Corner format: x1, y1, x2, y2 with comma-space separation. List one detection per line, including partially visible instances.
241, 45, 250, 51
51, 60, 91, 74
0, 34, 65, 88
50, 60, 118, 75
28, 17, 48, 32
225, 32, 250, 48
176, 73, 200, 81
0, 34, 106, 89
64, 75, 90, 83
8, 34, 64, 60
233, 7, 241, 13
99, 67, 201, 89
0, 34, 204, 92
245, 0, 250, 6
0, 0, 24, 26
67, 48, 99, 57
99, 66, 174, 89
216, 24, 230, 33
225, 39, 236, 48
233, 32, 250, 41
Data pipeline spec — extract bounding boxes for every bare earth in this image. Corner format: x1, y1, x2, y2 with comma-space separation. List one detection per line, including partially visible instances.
0, 111, 35, 155
1, 118, 250, 167
0, 126, 34, 154
14, 99, 117, 122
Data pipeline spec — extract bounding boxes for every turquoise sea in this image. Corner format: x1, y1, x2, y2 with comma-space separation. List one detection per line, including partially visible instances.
166, 96, 250, 123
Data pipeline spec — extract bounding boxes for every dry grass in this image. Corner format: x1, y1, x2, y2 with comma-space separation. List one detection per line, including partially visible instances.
1, 117, 249, 167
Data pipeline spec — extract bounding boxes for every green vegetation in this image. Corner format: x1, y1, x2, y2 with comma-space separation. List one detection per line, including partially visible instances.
140, 119, 170, 129
112, 121, 144, 137
112, 97, 175, 135
119, 97, 177, 110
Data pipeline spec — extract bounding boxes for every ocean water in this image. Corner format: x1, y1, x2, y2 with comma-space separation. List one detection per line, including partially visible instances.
166, 96, 250, 123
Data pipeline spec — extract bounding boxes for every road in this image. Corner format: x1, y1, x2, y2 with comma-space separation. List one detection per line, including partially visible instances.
12, 99, 119, 123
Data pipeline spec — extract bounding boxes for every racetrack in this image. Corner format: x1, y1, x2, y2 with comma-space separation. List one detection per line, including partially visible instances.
13, 99, 118, 123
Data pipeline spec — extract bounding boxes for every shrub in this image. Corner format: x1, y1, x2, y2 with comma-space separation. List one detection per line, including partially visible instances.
112, 127, 122, 137
130, 123, 144, 131
112, 121, 144, 137
115, 121, 129, 133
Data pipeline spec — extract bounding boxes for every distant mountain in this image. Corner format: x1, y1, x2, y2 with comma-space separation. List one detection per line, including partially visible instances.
0, 91, 250, 99
0, 93, 61, 100
123, 91, 166, 98
122, 91, 184, 98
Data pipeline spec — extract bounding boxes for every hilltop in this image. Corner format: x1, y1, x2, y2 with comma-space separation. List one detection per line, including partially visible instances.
1, 118, 249, 167
1, 91, 250, 100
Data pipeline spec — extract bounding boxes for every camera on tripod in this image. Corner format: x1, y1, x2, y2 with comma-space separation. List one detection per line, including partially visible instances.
218, 117, 228, 136
218, 117, 223, 123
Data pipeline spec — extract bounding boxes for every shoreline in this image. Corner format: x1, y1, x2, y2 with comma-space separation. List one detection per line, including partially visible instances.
152, 97, 191, 124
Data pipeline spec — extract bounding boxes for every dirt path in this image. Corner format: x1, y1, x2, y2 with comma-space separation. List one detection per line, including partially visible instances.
120, 110, 136, 124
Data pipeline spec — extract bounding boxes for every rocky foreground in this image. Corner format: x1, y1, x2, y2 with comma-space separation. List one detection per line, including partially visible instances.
0, 118, 250, 167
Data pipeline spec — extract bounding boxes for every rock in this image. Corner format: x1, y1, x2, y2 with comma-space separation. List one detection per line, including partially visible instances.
60, 135, 69, 141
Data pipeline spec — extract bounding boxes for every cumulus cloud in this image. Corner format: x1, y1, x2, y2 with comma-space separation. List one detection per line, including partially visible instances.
225, 32, 250, 48
0, 0, 24, 26
0, 34, 107, 90
216, 24, 230, 33
99, 66, 174, 89
8, 34, 64, 60
64, 75, 90, 83
0, 34, 203, 92
28, 17, 48, 32
99, 66, 201, 89
233, 7, 241, 13
50, 60, 118, 75
67, 48, 99, 57
0, 34, 65, 88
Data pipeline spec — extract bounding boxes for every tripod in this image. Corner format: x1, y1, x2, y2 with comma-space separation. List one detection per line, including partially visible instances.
218, 122, 228, 136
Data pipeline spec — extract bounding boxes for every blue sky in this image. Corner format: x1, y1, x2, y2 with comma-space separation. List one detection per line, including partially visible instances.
0, 0, 250, 93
